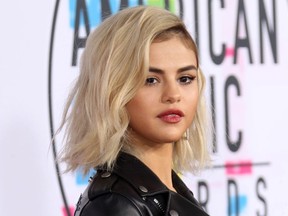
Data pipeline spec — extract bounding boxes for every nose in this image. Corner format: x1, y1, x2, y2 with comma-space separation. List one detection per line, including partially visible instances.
161, 82, 181, 104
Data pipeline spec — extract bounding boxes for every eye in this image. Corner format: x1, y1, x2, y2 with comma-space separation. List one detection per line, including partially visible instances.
178, 76, 196, 85
145, 77, 159, 86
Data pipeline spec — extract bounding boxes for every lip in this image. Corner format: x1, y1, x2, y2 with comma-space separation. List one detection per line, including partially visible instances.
157, 109, 184, 123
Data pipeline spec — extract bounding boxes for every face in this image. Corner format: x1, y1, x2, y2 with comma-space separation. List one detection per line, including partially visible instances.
126, 37, 199, 147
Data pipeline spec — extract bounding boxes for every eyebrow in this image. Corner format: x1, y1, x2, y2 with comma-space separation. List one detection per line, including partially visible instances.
149, 65, 197, 74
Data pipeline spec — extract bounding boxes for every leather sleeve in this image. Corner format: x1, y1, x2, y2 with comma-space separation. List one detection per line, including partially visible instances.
80, 193, 143, 216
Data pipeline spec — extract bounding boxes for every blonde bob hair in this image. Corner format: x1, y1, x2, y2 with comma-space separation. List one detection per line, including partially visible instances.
59, 6, 210, 174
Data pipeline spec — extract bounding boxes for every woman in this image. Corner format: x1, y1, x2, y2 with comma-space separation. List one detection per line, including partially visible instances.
59, 6, 211, 216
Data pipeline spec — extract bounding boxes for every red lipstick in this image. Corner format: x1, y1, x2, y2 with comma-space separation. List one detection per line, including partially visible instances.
157, 109, 184, 123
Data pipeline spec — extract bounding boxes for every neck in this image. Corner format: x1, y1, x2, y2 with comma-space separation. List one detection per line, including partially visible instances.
137, 143, 176, 192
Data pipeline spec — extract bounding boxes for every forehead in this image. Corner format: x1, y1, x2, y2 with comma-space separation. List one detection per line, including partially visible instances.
151, 35, 198, 66
149, 37, 197, 68
153, 31, 196, 49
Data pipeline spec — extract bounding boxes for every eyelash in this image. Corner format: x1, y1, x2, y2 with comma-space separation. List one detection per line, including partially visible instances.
145, 77, 159, 86
145, 76, 196, 86
178, 76, 196, 85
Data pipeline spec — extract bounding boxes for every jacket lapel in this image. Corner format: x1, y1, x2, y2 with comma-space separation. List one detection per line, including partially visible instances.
169, 192, 209, 216
111, 153, 209, 216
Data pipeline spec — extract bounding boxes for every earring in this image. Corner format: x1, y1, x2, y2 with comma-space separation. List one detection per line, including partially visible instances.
183, 129, 190, 141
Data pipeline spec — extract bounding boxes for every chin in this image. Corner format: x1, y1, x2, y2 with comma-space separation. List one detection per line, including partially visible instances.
162, 136, 183, 143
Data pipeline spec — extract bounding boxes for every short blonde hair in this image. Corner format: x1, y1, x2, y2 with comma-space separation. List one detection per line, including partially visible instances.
59, 6, 211, 174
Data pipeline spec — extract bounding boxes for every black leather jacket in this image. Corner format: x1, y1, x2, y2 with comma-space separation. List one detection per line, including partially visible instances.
74, 152, 209, 216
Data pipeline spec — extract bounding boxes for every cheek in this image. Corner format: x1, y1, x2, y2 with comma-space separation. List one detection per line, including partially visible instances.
126, 99, 139, 122
126, 89, 156, 113
185, 91, 199, 119
126, 94, 147, 125
186, 86, 199, 104
126, 93, 142, 113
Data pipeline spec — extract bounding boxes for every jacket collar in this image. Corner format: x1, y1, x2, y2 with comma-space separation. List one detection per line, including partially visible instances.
98, 152, 209, 216
110, 152, 195, 200
112, 152, 169, 196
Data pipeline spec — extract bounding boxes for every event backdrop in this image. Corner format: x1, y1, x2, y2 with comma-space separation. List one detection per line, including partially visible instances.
1, 0, 288, 215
